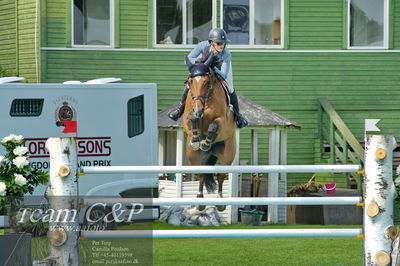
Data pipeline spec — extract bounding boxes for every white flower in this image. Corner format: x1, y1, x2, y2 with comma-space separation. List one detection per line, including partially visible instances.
2, 134, 23, 143
14, 174, 27, 186
13, 135, 23, 142
2, 134, 14, 143
13, 146, 28, 156
0, 156, 4, 164
13, 156, 29, 169
0, 182, 6, 196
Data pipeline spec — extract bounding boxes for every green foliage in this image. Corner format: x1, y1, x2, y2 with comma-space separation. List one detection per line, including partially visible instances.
12, 207, 48, 236
0, 65, 8, 77
0, 134, 49, 210
394, 167, 400, 206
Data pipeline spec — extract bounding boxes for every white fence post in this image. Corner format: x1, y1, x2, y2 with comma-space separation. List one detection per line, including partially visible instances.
364, 135, 397, 266
45, 137, 79, 266
268, 127, 280, 223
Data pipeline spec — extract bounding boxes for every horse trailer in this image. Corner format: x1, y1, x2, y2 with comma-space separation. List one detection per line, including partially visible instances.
0, 82, 158, 198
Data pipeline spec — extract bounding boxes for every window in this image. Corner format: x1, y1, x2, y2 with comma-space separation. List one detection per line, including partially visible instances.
10, 99, 44, 117
155, 0, 214, 46
349, 0, 388, 48
128, 95, 144, 138
73, 0, 114, 46
222, 0, 283, 47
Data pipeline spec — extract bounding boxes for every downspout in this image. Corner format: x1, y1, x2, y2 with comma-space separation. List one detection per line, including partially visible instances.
35, 0, 40, 82
15, 0, 19, 76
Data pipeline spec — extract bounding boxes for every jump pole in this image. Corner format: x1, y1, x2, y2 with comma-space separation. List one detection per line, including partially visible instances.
81, 228, 363, 239
83, 196, 362, 206
82, 164, 361, 174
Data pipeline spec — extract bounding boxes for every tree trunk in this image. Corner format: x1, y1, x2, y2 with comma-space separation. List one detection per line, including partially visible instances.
44, 137, 79, 266
364, 135, 397, 266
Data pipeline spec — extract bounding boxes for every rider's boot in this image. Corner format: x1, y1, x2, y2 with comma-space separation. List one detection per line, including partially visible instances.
168, 86, 190, 121
229, 91, 248, 128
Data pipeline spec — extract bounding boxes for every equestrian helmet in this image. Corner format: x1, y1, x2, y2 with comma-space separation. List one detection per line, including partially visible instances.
208, 28, 231, 43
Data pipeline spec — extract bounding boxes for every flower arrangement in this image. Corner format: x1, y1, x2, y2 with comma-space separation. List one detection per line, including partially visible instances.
0, 134, 49, 230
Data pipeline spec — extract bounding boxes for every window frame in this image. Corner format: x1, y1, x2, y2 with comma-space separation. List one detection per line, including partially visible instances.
127, 95, 145, 138
220, 0, 284, 48
347, 0, 389, 49
153, 0, 217, 48
71, 0, 115, 48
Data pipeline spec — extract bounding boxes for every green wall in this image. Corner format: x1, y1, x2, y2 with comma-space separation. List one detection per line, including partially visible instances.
18, 0, 40, 82
0, 0, 40, 81
288, 0, 344, 49
0, 0, 17, 76
38, 0, 400, 187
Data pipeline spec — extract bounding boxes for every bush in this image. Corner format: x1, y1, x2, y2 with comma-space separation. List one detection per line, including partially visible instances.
0, 65, 9, 77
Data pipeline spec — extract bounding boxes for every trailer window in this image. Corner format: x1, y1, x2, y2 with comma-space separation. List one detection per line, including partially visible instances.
128, 95, 144, 138
10, 99, 44, 117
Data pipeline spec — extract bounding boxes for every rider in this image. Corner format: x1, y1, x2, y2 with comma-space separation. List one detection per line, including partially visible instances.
168, 28, 248, 128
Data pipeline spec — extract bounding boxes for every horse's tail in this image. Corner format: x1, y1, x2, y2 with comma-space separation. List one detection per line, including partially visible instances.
203, 155, 218, 193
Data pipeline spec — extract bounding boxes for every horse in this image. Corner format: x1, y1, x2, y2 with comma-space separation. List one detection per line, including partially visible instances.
182, 54, 236, 211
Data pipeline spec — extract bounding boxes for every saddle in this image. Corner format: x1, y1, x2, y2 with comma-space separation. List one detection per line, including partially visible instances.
218, 78, 232, 109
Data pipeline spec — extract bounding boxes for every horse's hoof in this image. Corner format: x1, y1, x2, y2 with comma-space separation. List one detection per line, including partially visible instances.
197, 205, 206, 211
190, 141, 200, 151
216, 205, 226, 212
200, 140, 211, 152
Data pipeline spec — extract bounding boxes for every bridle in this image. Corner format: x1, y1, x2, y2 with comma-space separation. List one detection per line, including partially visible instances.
189, 72, 213, 109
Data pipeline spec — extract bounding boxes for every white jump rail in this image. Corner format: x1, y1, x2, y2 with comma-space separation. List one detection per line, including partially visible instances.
82, 164, 362, 174
83, 196, 362, 206
81, 228, 363, 239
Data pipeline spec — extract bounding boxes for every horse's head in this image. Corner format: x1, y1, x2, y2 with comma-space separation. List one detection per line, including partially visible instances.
185, 54, 214, 120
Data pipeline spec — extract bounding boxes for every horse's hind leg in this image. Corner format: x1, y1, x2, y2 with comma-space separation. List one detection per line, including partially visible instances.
196, 174, 206, 211
213, 136, 236, 212
216, 173, 227, 211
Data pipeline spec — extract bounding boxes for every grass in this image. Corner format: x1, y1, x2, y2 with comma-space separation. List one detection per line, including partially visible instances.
29, 223, 363, 266
153, 235, 362, 266
151, 223, 363, 266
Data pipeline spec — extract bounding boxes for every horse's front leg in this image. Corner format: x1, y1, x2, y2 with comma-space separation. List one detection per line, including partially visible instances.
197, 174, 206, 211
200, 119, 221, 152
216, 173, 227, 211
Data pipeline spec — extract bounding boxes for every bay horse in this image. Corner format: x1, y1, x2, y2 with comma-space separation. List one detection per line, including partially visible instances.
182, 54, 236, 211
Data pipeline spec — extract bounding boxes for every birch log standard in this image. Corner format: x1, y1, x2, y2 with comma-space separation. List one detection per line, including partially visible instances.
364, 135, 397, 266
45, 137, 79, 266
